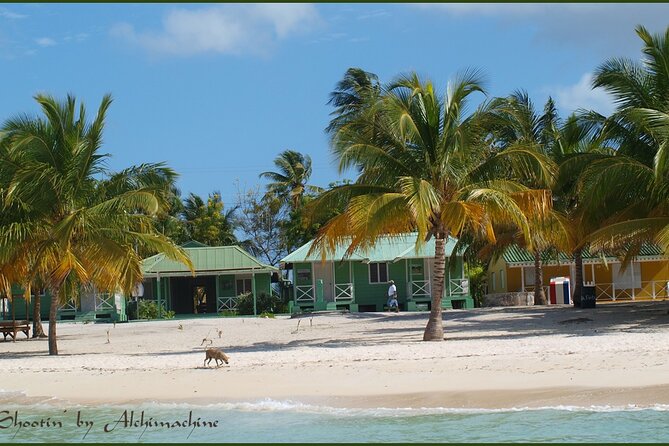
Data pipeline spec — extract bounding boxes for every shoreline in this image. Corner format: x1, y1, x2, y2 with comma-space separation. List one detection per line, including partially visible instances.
3, 384, 669, 411
1, 302, 668, 410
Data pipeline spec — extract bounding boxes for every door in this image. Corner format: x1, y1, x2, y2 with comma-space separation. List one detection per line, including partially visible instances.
313, 262, 334, 302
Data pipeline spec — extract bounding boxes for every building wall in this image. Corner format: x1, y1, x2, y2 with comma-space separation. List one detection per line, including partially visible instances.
641, 260, 669, 282
334, 261, 351, 284
497, 259, 669, 296
294, 262, 313, 287
5, 292, 52, 320
254, 273, 271, 297
507, 264, 573, 292
487, 256, 506, 293
351, 261, 407, 310
217, 275, 236, 298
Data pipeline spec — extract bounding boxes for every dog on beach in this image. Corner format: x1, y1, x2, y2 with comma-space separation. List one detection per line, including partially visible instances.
204, 347, 229, 367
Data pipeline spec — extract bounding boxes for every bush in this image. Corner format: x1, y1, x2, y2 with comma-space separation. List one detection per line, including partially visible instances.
468, 264, 487, 308
259, 311, 275, 318
235, 291, 288, 316
138, 300, 159, 319
218, 310, 238, 317
137, 300, 174, 320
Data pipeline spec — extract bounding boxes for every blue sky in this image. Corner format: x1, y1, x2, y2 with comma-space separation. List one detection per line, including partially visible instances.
1, 3, 668, 205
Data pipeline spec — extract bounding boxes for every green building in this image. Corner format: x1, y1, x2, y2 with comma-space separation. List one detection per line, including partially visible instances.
280, 233, 473, 313
3, 285, 126, 323
140, 244, 277, 316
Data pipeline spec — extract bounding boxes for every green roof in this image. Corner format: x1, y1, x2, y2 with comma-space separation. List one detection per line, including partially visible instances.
281, 233, 460, 264
502, 244, 666, 265
143, 246, 277, 277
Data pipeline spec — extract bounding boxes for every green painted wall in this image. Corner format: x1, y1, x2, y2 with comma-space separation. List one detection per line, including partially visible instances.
217, 275, 236, 297
351, 261, 408, 310
294, 263, 313, 286
254, 274, 271, 296
5, 293, 52, 320
334, 261, 351, 283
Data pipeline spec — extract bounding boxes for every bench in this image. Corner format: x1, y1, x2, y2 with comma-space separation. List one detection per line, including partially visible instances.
0, 320, 31, 341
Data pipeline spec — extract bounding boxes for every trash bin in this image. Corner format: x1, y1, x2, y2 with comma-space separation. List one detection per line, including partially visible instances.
126, 301, 138, 320
549, 277, 571, 304
580, 285, 596, 308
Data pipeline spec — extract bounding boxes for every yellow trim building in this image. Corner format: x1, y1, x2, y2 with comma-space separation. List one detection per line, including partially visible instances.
488, 245, 669, 302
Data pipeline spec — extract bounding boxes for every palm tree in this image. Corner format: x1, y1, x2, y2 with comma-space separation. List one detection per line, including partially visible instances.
182, 192, 238, 246
484, 92, 564, 304
259, 150, 323, 209
0, 94, 191, 355
584, 25, 669, 254
311, 70, 553, 341
325, 67, 381, 135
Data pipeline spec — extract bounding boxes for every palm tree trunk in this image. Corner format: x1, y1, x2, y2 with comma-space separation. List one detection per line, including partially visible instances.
32, 290, 46, 338
48, 285, 60, 355
572, 249, 584, 306
533, 249, 547, 305
423, 233, 447, 341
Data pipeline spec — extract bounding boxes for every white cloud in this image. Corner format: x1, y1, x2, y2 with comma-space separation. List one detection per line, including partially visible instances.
549, 73, 615, 116
412, 3, 669, 56
357, 9, 390, 20
63, 33, 89, 43
111, 4, 321, 57
35, 37, 56, 47
0, 8, 27, 19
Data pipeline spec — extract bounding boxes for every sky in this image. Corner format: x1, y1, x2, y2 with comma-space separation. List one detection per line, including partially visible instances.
1, 3, 668, 206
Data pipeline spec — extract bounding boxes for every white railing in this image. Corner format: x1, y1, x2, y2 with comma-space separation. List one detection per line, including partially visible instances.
296, 285, 315, 302
58, 300, 78, 311
334, 283, 353, 300
523, 285, 551, 297
410, 279, 470, 298
596, 280, 669, 301
95, 293, 115, 311
449, 279, 469, 295
217, 296, 237, 311
410, 280, 431, 298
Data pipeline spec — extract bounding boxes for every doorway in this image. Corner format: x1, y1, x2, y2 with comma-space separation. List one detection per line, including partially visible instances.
313, 262, 334, 302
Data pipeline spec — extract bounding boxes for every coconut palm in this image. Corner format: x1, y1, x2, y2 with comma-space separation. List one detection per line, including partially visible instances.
325, 67, 381, 135
0, 94, 191, 355
483, 92, 565, 304
259, 150, 323, 209
311, 70, 553, 341
182, 192, 238, 246
585, 25, 669, 254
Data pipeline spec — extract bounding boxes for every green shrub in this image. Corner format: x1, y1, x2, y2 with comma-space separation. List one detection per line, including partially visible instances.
468, 264, 487, 308
235, 291, 288, 316
218, 310, 238, 317
138, 300, 160, 319
259, 311, 275, 318
137, 300, 174, 320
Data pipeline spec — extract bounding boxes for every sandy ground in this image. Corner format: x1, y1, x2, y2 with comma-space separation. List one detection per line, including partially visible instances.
1, 301, 669, 409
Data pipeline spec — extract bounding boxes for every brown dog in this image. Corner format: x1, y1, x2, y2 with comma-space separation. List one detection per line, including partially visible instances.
204, 348, 229, 367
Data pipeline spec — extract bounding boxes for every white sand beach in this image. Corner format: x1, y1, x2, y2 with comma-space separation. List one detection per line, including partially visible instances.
1, 302, 669, 409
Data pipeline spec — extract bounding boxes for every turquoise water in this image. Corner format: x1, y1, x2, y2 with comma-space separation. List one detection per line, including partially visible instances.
0, 394, 668, 443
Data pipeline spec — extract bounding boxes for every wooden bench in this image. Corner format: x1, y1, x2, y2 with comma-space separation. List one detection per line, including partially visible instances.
0, 320, 31, 341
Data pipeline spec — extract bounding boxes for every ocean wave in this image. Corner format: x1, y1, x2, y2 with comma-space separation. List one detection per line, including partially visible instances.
2, 391, 667, 416
131, 399, 669, 416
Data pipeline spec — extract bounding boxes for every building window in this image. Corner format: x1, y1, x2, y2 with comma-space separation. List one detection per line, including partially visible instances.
369, 262, 388, 283
524, 266, 535, 286
236, 278, 252, 295
500, 269, 505, 290
491, 272, 496, 291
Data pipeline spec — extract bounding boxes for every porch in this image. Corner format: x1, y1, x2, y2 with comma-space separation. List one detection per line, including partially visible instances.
515, 260, 669, 303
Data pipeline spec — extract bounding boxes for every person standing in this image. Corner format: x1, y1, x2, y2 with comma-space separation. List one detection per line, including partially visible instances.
387, 280, 399, 312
